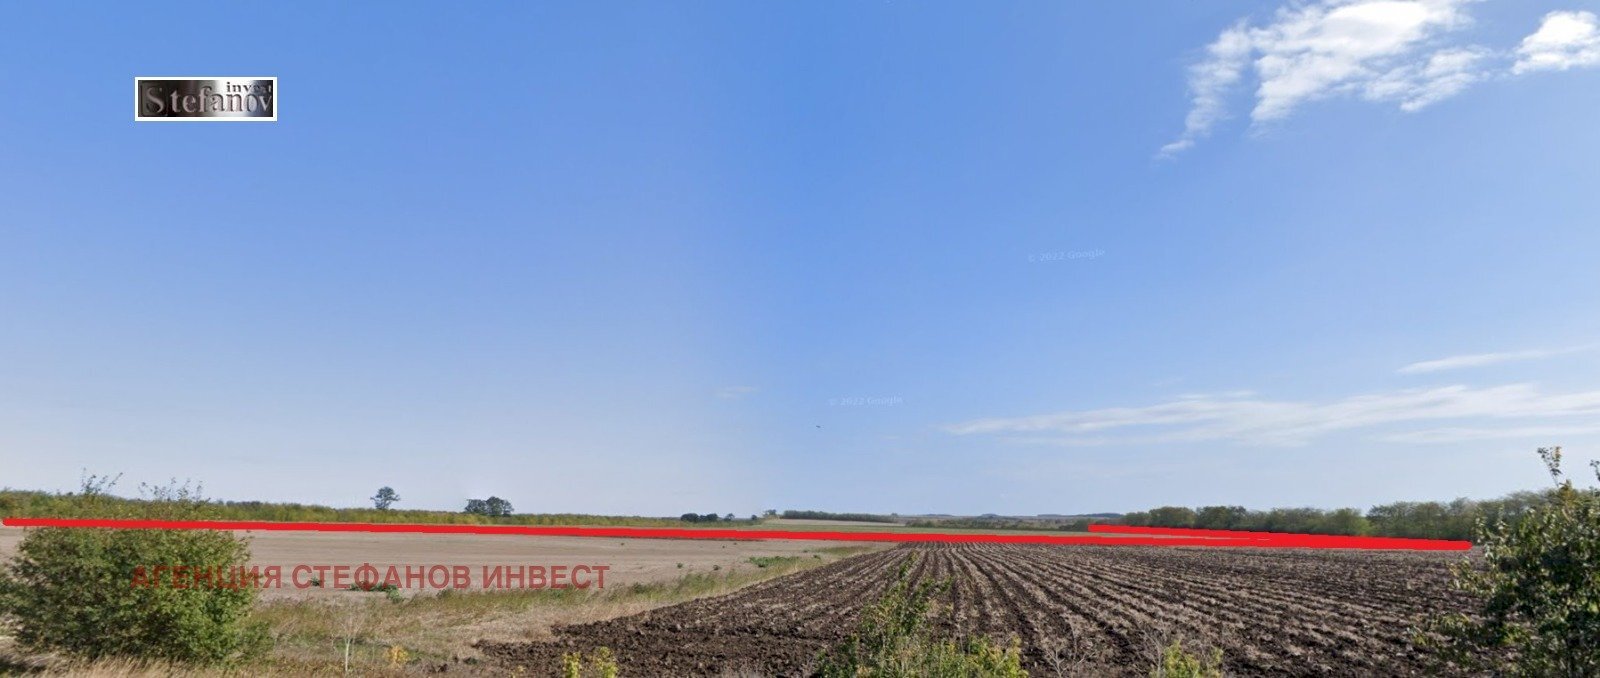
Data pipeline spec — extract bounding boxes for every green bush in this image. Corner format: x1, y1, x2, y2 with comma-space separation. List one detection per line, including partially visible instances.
0, 477, 265, 664
1422, 447, 1600, 675
748, 556, 800, 569
1151, 639, 1223, 678
561, 646, 619, 678
818, 557, 1026, 677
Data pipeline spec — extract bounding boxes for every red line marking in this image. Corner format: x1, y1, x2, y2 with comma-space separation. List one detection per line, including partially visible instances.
0, 518, 1470, 551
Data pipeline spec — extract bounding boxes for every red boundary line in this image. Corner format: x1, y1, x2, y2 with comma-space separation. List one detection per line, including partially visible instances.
0, 517, 1470, 551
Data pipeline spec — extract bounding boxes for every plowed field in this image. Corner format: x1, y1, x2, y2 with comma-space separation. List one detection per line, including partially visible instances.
479, 543, 1476, 676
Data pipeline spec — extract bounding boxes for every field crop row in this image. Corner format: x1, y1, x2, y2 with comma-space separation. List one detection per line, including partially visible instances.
480, 543, 1475, 676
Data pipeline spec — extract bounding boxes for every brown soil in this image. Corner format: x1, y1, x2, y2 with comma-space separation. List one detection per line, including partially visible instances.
0, 526, 864, 600
478, 543, 1477, 677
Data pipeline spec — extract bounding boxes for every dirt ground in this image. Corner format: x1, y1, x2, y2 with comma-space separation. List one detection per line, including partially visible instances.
0, 526, 862, 600
483, 542, 1481, 676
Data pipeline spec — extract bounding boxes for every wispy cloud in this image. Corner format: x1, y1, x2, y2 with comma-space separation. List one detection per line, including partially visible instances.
1163, 1, 1600, 156
1398, 344, 1594, 374
1380, 423, 1600, 444
945, 384, 1600, 447
715, 385, 758, 400
1161, 23, 1255, 156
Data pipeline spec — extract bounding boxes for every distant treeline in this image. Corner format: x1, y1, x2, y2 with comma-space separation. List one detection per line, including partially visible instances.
780, 510, 899, 523
680, 513, 753, 523
0, 490, 690, 528
1117, 491, 1551, 541
905, 517, 1092, 532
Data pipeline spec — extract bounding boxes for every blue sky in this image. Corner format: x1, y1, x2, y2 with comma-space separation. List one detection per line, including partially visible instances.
3, 1, 1599, 516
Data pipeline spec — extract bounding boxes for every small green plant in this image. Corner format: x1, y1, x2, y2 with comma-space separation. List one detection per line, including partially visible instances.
1421, 446, 1600, 675
561, 646, 620, 678
1151, 639, 1223, 678
748, 555, 801, 569
676, 562, 684, 569
386, 643, 411, 667
818, 556, 1026, 677
348, 580, 400, 593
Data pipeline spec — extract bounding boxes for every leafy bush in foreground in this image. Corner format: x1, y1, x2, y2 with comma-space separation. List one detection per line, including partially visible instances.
0, 477, 264, 664
1422, 447, 1600, 676
817, 557, 1026, 677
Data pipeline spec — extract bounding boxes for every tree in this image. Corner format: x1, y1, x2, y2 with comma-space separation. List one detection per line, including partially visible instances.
724, 513, 735, 522
1317, 507, 1370, 536
680, 513, 700, 523
371, 486, 400, 511
1148, 506, 1197, 528
464, 497, 513, 517
1194, 505, 1248, 530
484, 496, 514, 517
1424, 447, 1600, 675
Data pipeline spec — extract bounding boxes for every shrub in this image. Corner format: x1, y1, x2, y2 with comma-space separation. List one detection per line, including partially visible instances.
0, 477, 264, 664
1151, 639, 1223, 678
348, 580, 399, 593
817, 557, 1026, 677
748, 556, 800, 569
386, 644, 411, 667
561, 647, 619, 678
1422, 447, 1600, 675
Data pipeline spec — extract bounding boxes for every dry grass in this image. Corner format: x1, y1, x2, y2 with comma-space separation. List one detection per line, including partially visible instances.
0, 545, 877, 676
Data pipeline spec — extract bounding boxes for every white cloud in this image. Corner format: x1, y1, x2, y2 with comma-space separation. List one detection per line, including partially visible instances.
945, 384, 1600, 447
1514, 10, 1600, 74
715, 385, 758, 400
1380, 424, 1600, 443
1363, 46, 1492, 111
1398, 344, 1595, 373
1163, 0, 1479, 155
1161, 23, 1254, 156
1250, 0, 1476, 121
1163, 2, 1600, 155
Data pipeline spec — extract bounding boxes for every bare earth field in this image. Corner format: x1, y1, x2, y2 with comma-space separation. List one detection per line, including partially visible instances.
481, 543, 1478, 677
0, 526, 884, 674
0, 528, 1477, 675
0, 526, 859, 600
